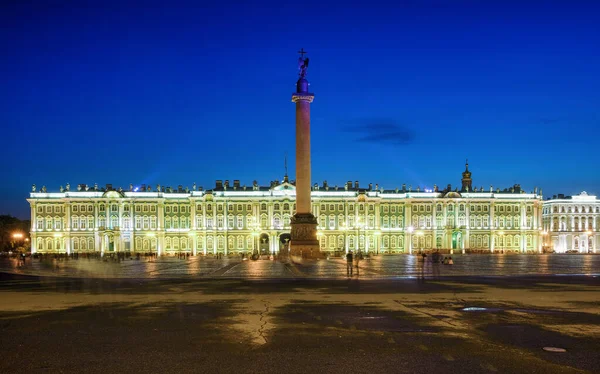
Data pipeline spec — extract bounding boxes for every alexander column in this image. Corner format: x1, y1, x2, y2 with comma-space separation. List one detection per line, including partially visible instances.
289, 48, 320, 258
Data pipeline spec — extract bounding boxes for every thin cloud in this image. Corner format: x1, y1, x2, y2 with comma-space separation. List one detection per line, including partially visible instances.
341, 119, 415, 145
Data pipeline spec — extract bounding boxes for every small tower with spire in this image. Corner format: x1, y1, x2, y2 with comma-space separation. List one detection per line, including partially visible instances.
461, 159, 472, 192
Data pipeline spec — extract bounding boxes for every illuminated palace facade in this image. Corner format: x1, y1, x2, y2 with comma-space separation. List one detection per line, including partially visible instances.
541, 192, 599, 253
27, 165, 552, 256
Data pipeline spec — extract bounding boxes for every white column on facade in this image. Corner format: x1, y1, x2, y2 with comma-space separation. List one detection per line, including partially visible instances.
192, 234, 197, 256
30, 203, 37, 254
191, 201, 196, 230
130, 202, 136, 252
404, 203, 412, 253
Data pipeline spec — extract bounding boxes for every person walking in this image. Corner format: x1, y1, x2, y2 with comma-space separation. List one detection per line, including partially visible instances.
346, 251, 354, 277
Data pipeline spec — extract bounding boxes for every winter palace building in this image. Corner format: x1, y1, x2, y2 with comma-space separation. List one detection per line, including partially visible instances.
29, 164, 591, 256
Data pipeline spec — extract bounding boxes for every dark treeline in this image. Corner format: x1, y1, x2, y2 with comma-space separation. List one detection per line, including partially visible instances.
0, 215, 30, 252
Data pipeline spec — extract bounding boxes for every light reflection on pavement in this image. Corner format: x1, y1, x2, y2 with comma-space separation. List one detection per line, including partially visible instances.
1, 254, 599, 279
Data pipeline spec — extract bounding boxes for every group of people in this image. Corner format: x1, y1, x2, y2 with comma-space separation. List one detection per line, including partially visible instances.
345, 250, 367, 276
420, 251, 454, 265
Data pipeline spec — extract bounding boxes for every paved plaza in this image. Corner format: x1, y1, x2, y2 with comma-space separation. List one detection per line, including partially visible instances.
1, 255, 599, 373
1, 254, 599, 279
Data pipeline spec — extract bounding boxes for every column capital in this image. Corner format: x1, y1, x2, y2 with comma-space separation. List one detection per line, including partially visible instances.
292, 94, 314, 103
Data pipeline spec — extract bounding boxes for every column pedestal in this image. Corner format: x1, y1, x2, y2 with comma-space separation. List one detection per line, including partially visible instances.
289, 213, 320, 258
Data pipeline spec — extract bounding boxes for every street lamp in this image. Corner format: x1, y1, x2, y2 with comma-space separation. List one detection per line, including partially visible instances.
374, 230, 381, 255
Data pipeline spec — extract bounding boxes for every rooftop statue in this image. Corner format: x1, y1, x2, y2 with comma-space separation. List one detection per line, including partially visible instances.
66, 183, 70, 191
41, 185, 47, 193
32, 184, 36, 192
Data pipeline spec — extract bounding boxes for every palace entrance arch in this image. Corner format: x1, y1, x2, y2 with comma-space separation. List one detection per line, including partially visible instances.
258, 233, 270, 255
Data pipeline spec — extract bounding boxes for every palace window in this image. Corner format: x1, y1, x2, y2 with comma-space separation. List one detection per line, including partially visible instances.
217, 216, 224, 228
37, 218, 43, 230
73, 205, 78, 212
260, 215, 267, 228
391, 206, 396, 213
274, 203, 281, 210
329, 215, 335, 229
71, 216, 79, 230
228, 217, 234, 229
207, 218, 215, 229
143, 205, 148, 212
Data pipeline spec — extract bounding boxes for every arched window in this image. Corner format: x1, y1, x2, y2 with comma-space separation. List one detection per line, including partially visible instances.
38, 240, 43, 251
273, 215, 282, 228
274, 203, 280, 210
320, 236, 327, 249
73, 238, 79, 250
337, 235, 344, 248
348, 236, 355, 249
181, 237, 188, 250
81, 239, 88, 251
237, 236, 244, 249
165, 237, 172, 250
329, 215, 335, 229
72, 216, 79, 230
217, 236, 224, 250
283, 203, 290, 211
260, 214, 268, 228
383, 236, 389, 248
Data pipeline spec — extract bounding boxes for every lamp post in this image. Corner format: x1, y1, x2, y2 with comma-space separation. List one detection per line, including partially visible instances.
407, 226, 414, 254
374, 230, 381, 255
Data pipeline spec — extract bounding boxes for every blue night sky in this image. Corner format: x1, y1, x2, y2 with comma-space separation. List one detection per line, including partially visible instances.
1, 1, 599, 219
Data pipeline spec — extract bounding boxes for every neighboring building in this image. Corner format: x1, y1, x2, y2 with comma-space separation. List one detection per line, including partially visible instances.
27, 164, 543, 255
542, 192, 599, 253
